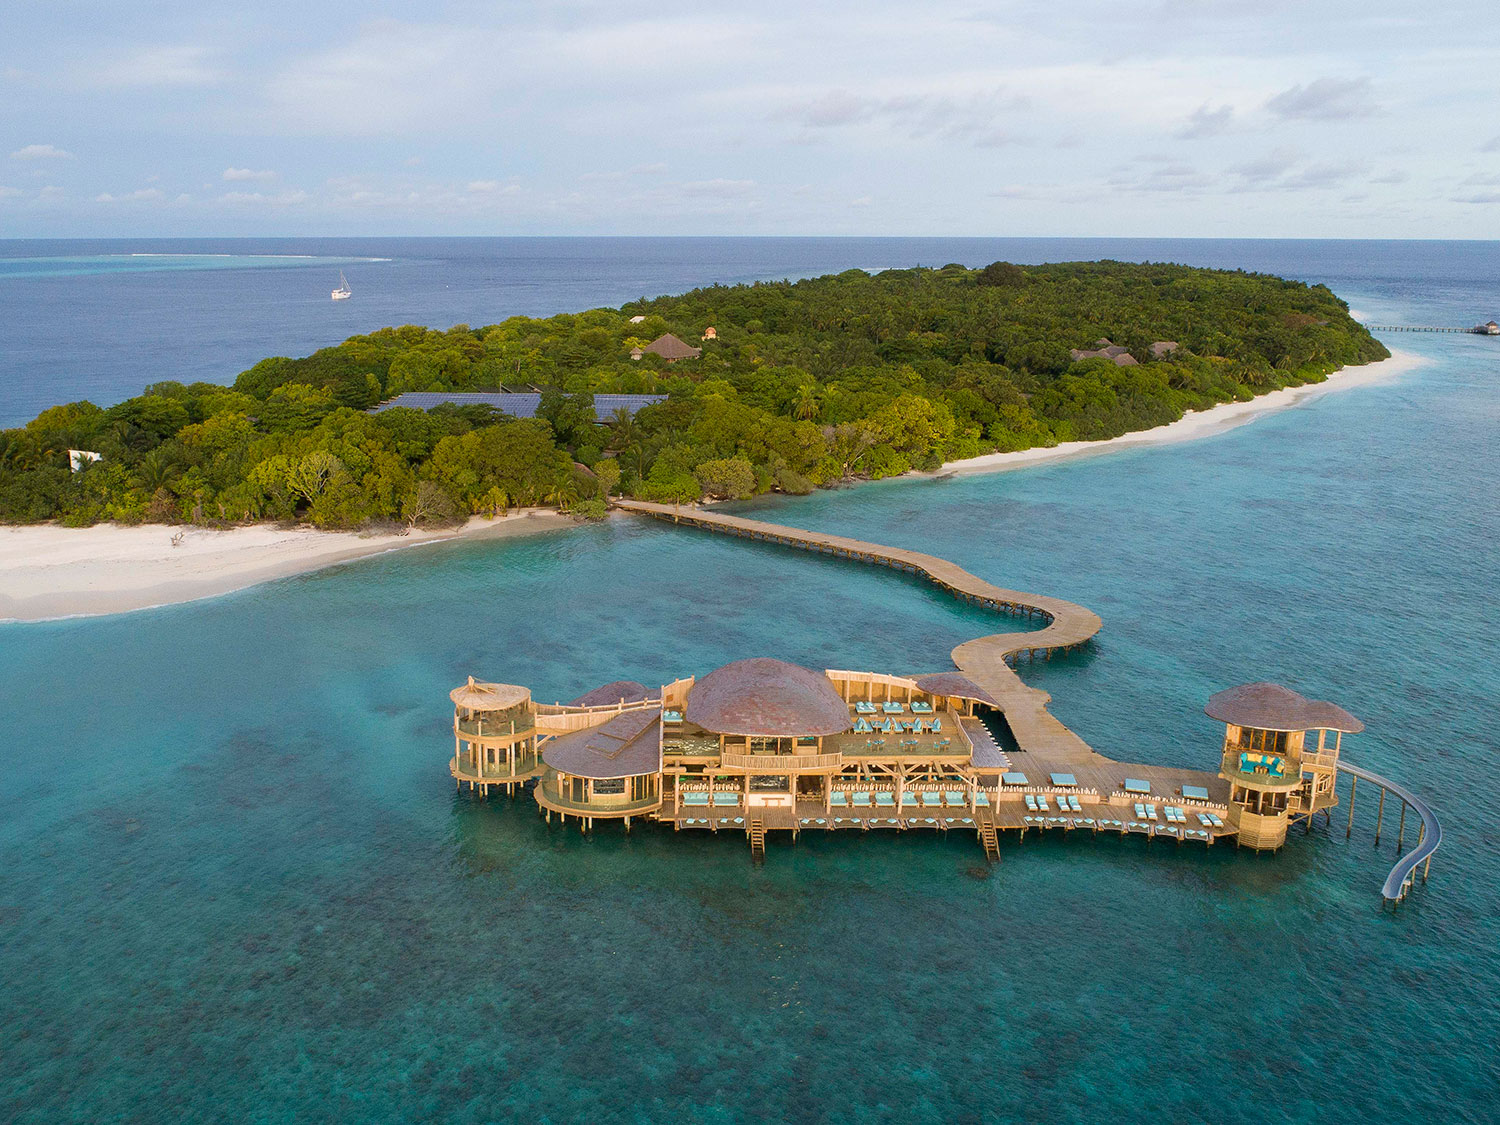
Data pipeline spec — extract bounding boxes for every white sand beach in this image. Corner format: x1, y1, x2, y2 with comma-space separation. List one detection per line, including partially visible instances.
936, 348, 1427, 477
0, 509, 575, 623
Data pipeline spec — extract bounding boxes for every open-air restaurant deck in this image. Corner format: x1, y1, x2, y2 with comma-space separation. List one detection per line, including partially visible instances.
448, 501, 1441, 904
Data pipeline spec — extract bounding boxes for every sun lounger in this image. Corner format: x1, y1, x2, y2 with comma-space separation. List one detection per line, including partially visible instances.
663, 710, 683, 723
911, 701, 932, 713
1145, 804, 1157, 819
921, 792, 941, 806
945, 791, 966, 806
1036, 796, 1050, 811
830, 792, 848, 806
882, 701, 903, 714
852, 792, 872, 806
713, 793, 738, 806
855, 701, 877, 714
1068, 795, 1083, 812
901, 793, 919, 807
1025, 794, 1038, 811
875, 792, 895, 807
1134, 802, 1146, 818
974, 792, 990, 806
684, 793, 710, 806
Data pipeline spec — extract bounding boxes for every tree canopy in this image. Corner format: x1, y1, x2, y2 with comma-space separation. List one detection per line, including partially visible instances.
0, 260, 1386, 528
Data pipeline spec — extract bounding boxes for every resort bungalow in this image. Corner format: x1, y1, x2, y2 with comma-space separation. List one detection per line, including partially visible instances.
630, 333, 702, 361
1207, 682, 1362, 849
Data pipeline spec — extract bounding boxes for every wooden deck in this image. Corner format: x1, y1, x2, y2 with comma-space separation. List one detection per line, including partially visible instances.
615, 500, 1216, 802
613, 500, 1440, 902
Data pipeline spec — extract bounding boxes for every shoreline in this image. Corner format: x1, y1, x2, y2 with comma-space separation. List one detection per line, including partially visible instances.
0, 509, 576, 624
929, 347, 1426, 477
0, 349, 1422, 625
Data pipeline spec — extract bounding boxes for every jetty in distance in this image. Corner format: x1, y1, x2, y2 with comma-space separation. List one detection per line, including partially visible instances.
1364, 318, 1499, 334
448, 502, 1440, 906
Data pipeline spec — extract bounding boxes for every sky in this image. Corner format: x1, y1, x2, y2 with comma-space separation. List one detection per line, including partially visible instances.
2, 0, 1499, 238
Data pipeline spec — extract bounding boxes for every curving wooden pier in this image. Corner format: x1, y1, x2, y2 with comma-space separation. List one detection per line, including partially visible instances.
614, 499, 1441, 904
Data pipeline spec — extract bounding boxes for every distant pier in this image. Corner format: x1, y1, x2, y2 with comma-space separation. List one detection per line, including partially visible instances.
1365, 320, 1499, 335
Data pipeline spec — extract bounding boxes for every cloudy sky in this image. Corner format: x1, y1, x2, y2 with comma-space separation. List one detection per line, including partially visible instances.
3, 1, 1498, 237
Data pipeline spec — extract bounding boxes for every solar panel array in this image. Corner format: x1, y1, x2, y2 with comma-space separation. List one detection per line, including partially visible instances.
369, 392, 666, 419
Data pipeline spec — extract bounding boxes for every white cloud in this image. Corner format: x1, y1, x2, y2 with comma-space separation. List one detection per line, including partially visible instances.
0, 186, 23, 200
219, 189, 310, 205
223, 167, 276, 182
1266, 77, 1379, 121
465, 180, 520, 194
10, 144, 73, 161
1177, 103, 1233, 140
95, 188, 165, 202
94, 45, 221, 87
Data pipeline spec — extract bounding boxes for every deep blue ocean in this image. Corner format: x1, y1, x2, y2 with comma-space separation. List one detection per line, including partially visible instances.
1, 239, 1498, 1123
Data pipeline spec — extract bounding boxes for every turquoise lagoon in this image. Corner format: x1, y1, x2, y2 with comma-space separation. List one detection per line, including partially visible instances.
3, 335, 1500, 1121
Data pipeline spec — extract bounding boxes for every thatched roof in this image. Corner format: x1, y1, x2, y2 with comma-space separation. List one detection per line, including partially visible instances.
450, 677, 530, 712
568, 680, 655, 708
686, 658, 850, 737
1205, 682, 1363, 733
912, 672, 1000, 709
541, 707, 662, 779
642, 333, 702, 360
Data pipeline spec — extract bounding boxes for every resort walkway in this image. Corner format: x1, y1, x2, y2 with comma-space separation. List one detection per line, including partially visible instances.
615, 500, 1439, 901
615, 499, 1109, 771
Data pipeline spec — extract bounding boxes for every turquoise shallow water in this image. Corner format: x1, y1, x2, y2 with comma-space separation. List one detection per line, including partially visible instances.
4, 240, 1500, 1119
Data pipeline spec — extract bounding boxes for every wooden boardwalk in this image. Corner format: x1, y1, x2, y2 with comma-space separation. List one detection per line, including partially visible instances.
616, 500, 1441, 899
616, 499, 1226, 808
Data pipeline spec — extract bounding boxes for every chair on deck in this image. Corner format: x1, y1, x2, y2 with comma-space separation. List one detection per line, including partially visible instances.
853, 718, 873, 733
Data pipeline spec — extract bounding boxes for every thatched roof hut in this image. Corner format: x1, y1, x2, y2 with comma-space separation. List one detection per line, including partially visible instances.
1205, 682, 1363, 733
450, 677, 530, 712
639, 333, 702, 361
541, 707, 663, 778
686, 658, 850, 737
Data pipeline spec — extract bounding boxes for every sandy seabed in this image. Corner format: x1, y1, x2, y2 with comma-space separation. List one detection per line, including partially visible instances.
0, 349, 1423, 623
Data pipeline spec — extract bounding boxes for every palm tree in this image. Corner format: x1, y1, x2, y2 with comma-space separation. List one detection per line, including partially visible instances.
606, 407, 638, 452
791, 384, 819, 421
135, 448, 178, 492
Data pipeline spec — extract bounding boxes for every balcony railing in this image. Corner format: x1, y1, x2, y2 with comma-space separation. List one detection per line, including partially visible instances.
535, 778, 661, 816
718, 750, 843, 772
455, 717, 534, 738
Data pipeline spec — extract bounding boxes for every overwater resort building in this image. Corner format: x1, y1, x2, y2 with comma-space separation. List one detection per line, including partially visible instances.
449, 501, 1440, 900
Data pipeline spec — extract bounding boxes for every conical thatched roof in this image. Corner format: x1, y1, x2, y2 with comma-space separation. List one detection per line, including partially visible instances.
641, 333, 702, 360
1204, 682, 1362, 733
450, 677, 530, 711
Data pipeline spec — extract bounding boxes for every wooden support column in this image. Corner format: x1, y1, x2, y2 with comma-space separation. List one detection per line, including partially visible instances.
1375, 789, 1385, 844
1397, 801, 1407, 852
1346, 776, 1357, 838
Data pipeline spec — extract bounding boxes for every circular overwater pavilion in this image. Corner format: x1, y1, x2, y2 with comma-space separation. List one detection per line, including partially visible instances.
450, 678, 541, 796
534, 707, 665, 828
1207, 681, 1363, 850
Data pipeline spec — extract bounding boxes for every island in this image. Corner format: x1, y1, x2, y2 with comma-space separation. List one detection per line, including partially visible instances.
0, 260, 1388, 529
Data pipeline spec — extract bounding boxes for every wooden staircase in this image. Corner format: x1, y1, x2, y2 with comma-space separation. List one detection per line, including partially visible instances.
749, 818, 767, 862
979, 821, 1000, 863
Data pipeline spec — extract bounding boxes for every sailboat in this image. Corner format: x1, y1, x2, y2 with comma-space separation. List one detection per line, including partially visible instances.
331, 270, 351, 301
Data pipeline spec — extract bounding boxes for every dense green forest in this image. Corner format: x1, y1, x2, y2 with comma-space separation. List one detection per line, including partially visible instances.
0, 260, 1387, 528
